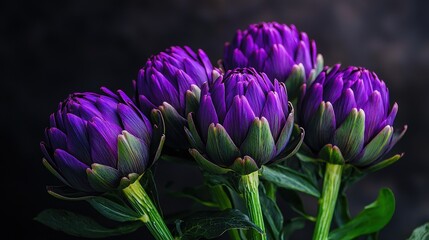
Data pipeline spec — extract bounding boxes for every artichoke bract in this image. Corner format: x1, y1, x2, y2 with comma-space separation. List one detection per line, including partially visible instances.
299, 65, 407, 167
186, 68, 303, 175
135, 46, 214, 150
223, 22, 323, 99
40, 88, 164, 198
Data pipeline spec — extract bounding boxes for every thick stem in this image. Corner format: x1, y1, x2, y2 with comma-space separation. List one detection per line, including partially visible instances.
241, 171, 266, 240
209, 185, 241, 240
313, 163, 343, 240
123, 180, 174, 240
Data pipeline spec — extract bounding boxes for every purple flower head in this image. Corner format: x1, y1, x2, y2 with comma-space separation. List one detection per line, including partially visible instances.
223, 22, 323, 99
136, 46, 213, 116
40, 88, 164, 197
300, 65, 407, 167
135, 46, 214, 150
186, 68, 303, 175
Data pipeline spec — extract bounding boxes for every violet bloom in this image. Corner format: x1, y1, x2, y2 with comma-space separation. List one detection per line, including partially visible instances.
186, 68, 303, 175
223, 22, 323, 99
40, 88, 164, 197
299, 65, 407, 167
135, 46, 214, 150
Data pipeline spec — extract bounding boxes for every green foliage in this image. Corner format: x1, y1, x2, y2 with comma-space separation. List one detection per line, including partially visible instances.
34, 209, 143, 238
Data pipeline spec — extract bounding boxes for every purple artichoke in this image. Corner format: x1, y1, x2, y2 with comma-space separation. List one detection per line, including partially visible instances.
299, 65, 407, 167
135, 46, 214, 150
40, 88, 165, 198
186, 68, 303, 175
223, 22, 323, 99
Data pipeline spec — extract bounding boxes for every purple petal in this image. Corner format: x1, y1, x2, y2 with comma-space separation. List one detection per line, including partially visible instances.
117, 103, 152, 144
232, 49, 248, 67
263, 44, 294, 81
274, 80, 289, 115
183, 57, 207, 86
176, 70, 194, 114
46, 127, 67, 150
223, 96, 256, 146
245, 80, 265, 117
242, 34, 255, 56
301, 83, 323, 125
323, 75, 344, 104
95, 96, 120, 125
87, 117, 122, 167
210, 82, 226, 122
65, 114, 91, 165
198, 95, 219, 141
351, 79, 368, 108
363, 91, 385, 142
295, 41, 312, 76
197, 49, 213, 83
138, 95, 156, 116
333, 88, 357, 127
261, 91, 286, 140
54, 149, 92, 192
381, 102, 398, 127
248, 48, 268, 71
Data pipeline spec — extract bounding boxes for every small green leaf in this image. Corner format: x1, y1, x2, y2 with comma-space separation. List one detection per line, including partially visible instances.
88, 196, 139, 222
355, 126, 393, 166
260, 165, 320, 198
364, 153, 403, 173
240, 117, 275, 166
117, 131, 147, 175
319, 144, 345, 165
206, 123, 241, 166
407, 222, 429, 240
329, 188, 395, 240
333, 108, 365, 160
175, 209, 262, 240
307, 101, 336, 151
230, 156, 259, 175
285, 63, 306, 100
185, 85, 201, 116
47, 185, 94, 201
186, 112, 205, 151
34, 209, 143, 238
150, 109, 165, 162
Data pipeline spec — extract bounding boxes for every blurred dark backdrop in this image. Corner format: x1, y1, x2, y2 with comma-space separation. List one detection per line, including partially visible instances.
2, 0, 429, 239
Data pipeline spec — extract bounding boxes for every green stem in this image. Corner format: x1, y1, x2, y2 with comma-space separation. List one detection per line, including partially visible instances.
123, 180, 174, 240
313, 162, 343, 240
241, 171, 266, 240
209, 185, 241, 240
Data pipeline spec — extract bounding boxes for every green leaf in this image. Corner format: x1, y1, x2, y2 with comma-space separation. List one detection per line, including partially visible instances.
185, 85, 201, 116
329, 188, 395, 240
259, 185, 284, 239
88, 196, 139, 222
285, 63, 306, 100
150, 108, 166, 163
407, 222, 429, 240
260, 165, 320, 198
175, 209, 262, 240
117, 130, 147, 175
34, 209, 143, 238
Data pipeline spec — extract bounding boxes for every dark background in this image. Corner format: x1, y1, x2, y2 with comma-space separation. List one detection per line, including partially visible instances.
3, 0, 429, 239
